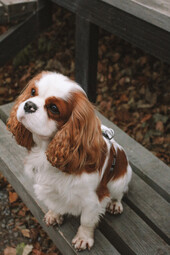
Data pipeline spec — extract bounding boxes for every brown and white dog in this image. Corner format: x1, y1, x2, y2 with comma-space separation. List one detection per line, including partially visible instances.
7, 72, 132, 251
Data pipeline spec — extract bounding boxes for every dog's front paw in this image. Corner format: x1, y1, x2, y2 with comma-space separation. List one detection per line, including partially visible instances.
44, 210, 63, 226
107, 200, 123, 214
72, 225, 94, 251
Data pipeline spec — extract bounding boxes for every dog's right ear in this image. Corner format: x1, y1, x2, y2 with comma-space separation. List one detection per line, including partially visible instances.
7, 72, 49, 150
7, 85, 34, 150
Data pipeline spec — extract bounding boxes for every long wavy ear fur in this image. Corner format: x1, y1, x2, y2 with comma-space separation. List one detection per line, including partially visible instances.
46, 92, 106, 174
7, 82, 35, 150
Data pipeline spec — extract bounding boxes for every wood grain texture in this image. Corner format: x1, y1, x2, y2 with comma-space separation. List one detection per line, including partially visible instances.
0, 120, 119, 255
102, 0, 170, 32
126, 172, 170, 244
100, 203, 170, 255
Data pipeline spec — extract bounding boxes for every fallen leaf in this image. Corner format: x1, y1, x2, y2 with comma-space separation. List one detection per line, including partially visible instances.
4, 247, 16, 255
9, 191, 18, 203
156, 121, 164, 132
23, 245, 33, 255
16, 243, 26, 255
135, 130, 143, 143
120, 94, 128, 102
32, 249, 45, 255
141, 114, 152, 123
21, 229, 31, 238
153, 137, 164, 144
153, 113, 169, 124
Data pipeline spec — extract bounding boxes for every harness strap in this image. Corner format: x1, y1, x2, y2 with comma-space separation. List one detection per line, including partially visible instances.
102, 127, 117, 176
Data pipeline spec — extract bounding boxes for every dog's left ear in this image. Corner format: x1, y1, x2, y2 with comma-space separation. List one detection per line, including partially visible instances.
46, 92, 106, 174
7, 86, 34, 150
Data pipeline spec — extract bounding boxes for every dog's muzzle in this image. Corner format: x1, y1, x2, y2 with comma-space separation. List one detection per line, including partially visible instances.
24, 101, 38, 113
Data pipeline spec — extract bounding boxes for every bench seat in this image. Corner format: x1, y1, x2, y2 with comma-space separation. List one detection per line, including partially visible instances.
0, 103, 169, 254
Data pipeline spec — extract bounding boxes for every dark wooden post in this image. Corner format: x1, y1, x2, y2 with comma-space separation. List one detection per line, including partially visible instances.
75, 14, 98, 102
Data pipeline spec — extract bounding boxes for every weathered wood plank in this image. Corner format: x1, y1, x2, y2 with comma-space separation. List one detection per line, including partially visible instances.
0, 102, 13, 123
75, 15, 98, 102
0, 1, 51, 66
0, 120, 120, 255
126, 173, 170, 244
102, 0, 170, 32
100, 203, 170, 255
0, 0, 37, 24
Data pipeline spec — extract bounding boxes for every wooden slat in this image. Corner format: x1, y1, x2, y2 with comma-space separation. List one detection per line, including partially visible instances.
0, 102, 13, 123
102, 0, 170, 32
0, 120, 119, 255
1, 0, 36, 4
100, 203, 170, 255
126, 173, 170, 244
0, 0, 51, 66
0, 0, 37, 24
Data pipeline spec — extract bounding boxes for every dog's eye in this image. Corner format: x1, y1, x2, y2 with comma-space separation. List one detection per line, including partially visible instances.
48, 104, 60, 114
31, 88, 36, 96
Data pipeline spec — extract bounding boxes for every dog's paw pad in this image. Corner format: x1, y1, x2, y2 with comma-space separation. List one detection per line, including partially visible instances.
44, 210, 63, 226
107, 200, 123, 214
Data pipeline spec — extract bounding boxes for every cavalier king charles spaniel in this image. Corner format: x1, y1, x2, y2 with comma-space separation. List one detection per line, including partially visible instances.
7, 71, 132, 251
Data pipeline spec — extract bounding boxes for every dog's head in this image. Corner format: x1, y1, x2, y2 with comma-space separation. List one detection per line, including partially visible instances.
7, 72, 106, 173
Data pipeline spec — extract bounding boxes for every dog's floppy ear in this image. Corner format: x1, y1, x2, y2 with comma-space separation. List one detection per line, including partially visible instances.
46, 92, 106, 174
7, 83, 34, 150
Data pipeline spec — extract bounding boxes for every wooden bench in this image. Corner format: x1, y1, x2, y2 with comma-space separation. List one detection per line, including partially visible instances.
0, 103, 170, 254
0, 0, 170, 254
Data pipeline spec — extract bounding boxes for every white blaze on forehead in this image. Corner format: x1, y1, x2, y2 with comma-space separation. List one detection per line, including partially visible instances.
35, 72, 85, 99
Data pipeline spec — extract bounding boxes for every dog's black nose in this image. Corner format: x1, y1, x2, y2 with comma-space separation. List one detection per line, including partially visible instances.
24, 101, 38, 113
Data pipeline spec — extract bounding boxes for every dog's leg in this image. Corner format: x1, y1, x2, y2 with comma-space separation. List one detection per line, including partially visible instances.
72, 196, 108, 251
44, 210, 63, 226
106, 182, 124, 215
107, 165, 132, 215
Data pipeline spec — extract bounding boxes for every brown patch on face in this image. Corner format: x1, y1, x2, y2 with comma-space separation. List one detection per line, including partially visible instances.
7, 71, 48, 150
45, 97, 73, 128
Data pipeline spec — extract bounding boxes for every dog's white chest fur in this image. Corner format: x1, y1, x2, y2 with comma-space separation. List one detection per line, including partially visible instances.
25, 145, 100, 216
